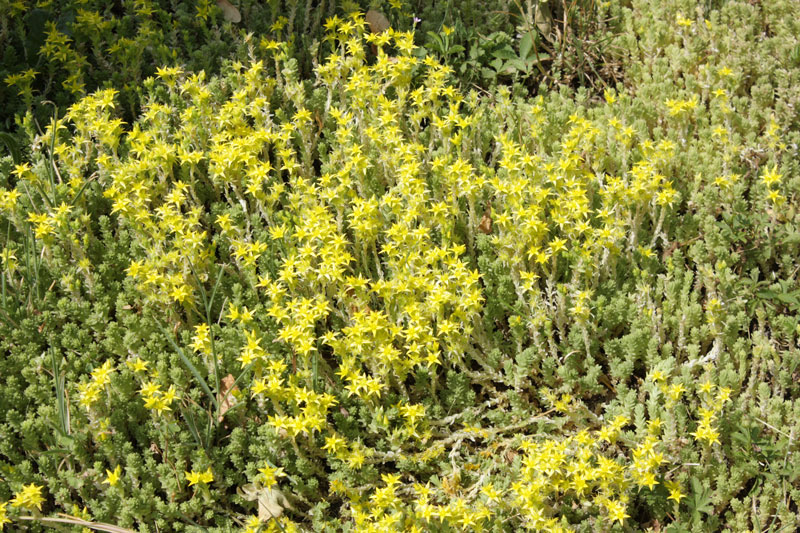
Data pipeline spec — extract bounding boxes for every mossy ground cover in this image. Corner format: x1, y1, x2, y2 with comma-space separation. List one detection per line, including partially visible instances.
1, 1, 799, 532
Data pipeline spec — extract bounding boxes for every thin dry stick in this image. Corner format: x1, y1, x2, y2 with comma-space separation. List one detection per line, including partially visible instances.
17, 514, 138, 533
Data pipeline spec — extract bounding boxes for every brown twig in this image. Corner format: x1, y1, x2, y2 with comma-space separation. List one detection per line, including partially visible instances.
17, 515, 138, 533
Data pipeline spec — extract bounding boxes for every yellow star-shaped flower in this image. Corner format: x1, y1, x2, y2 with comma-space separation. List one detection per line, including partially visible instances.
257, 464, 286, 489
103, 465, 122, 487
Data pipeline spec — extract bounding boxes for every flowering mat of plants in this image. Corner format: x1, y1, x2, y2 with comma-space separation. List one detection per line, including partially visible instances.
1, 0, 800, 531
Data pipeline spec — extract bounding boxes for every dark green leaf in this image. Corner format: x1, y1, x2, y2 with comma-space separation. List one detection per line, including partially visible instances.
519, 32, 534, 60
0, 133, 21, 165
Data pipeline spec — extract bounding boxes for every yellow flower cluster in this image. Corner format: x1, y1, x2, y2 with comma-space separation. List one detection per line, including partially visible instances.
0, 188, 20, 214
652, 370, 732, 447
4, 68, 37, 102
665, 96, 699, 117
58, 86, 213, 310
329, 410, 676, 531
690, 380, 731, 446
38, 21, 87, 95
263, 383, 337, 438
140, 381, 179, 416
322, 433, 383, 471
0, 483, 47, 531
507, 415, 645, 527
10, 483, 45, 512
127, 353, 179, 419
76, 360, 115, 410
761, 164, 786, 206
186, 467, 214, 486
0, 502, 8, 530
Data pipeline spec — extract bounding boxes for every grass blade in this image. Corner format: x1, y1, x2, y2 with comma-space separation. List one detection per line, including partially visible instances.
157, 321, 219, 411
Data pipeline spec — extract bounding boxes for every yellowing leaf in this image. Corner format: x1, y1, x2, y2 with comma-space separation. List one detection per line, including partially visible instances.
238, 483, 292, 520
218, 373, 238, 422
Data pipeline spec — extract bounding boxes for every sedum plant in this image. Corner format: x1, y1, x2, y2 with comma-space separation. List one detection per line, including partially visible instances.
0, 1, 799, 532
